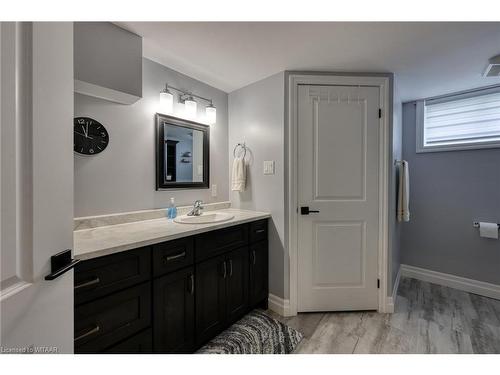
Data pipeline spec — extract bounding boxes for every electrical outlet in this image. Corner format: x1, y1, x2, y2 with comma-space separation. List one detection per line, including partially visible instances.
263, 160, 275, 175
211, 184, 217, 197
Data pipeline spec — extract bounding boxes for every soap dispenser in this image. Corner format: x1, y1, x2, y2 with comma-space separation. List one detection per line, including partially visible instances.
167, 197, 177, 219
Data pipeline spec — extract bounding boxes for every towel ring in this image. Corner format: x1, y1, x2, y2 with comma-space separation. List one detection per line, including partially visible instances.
233, 143, 247, 159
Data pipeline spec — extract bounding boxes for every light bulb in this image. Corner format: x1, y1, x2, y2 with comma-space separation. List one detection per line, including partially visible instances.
159, 89, 173, 114
184, 97, 197, 119
206, 103, 216, 124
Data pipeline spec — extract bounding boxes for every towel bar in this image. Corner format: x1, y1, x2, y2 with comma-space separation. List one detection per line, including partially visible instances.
233, 142, 247, 158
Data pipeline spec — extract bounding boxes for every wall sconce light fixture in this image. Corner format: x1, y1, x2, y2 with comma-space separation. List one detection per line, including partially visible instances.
159, 85, 174, 114
160, 83, 216, 124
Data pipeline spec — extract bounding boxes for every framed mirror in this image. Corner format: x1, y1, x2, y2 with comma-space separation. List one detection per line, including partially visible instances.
156, 113, 210, 190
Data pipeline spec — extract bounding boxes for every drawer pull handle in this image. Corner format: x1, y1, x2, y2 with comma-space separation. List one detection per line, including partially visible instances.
228, 259, 233, 277
75, 277, 100, 290
74, 325, 100, 342
222, 261, 227, 279
189, 274, 195, 295
255, 229, 265, 234
252, 250, 256, 265
164, 251, 186, 263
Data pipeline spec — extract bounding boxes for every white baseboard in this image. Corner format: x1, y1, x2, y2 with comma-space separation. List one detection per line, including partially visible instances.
382, 266, 401, 313
400, 264, 500, 300
268, 293, 293, 317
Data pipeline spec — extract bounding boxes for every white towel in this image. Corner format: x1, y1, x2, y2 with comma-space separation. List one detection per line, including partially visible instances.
231, 157, 246, 192
397, 160, 410, 222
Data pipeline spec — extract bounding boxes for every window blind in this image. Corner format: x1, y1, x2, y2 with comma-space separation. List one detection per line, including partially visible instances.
424, 90, 500, 147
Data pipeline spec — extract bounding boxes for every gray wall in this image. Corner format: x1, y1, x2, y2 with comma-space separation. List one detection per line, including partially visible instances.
401, 101, 500, 284
74, 58, 228, 217
390, 84, 403, 294
228, 72, 286, 298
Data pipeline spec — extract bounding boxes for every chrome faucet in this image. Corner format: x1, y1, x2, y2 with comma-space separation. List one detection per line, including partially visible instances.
187, 200, 204, 216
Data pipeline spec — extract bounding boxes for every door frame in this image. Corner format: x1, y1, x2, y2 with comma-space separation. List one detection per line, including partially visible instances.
286, 72, 392, 315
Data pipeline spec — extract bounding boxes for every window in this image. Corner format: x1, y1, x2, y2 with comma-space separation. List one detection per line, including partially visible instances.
416, 86, 500, 152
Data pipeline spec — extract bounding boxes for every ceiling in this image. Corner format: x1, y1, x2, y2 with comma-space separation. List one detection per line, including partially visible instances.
116, 22, 500, 101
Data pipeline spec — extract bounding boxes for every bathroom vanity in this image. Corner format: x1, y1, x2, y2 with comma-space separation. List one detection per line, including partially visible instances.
73, 208, 269, 353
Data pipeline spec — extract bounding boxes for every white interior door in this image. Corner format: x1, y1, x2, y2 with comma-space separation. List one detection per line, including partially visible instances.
1, 22, 74, 353
297, 84, 380, 312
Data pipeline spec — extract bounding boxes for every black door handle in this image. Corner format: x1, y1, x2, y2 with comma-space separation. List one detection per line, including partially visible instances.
45, 249, 80, 281
300, 206, 320, 215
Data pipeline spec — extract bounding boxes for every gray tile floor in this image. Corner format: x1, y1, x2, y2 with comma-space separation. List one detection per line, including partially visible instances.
269, 277, 500, 354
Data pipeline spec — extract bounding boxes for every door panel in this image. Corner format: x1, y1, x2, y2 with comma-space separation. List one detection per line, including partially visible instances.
0, 22, 74, 352
195, 254, 226, 346
297, 85, 379, 312
225, 247, 249, 324
249, 241, 268, 306
153, 267, 195, 353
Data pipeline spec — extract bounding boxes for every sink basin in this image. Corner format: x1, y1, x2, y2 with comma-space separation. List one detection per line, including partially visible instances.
174, 212, 234, 224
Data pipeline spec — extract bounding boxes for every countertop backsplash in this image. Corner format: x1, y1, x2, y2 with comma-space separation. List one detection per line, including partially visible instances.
74, 201, 231, 231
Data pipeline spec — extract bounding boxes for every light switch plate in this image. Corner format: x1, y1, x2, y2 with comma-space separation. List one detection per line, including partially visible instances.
263, 160, 275, 175
211, 184, 217, 197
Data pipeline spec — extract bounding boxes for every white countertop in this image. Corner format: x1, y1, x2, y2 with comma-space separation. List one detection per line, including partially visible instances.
74, 208, 271, 261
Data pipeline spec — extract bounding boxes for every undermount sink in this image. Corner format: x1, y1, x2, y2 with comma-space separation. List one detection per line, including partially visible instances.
174, 212, 235, 224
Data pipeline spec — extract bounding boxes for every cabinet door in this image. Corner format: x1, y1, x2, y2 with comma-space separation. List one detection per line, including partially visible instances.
225, 247, 249, 324
249, 241, 269, 306
195, 254, 227, 346
153, 267, 195, 353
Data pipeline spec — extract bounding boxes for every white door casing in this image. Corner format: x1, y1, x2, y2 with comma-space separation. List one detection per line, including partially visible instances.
0, 22, 74, 353
297, 84, 380, 312
287, 74, 391, 316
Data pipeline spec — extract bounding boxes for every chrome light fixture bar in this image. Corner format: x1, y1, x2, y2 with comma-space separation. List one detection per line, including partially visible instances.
160, 83, 217, 124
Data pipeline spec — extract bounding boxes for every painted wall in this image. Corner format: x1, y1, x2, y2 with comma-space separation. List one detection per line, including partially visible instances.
228, 72, 286, 298
74, 58, 228, 217
390, 83, 403, 294
401, 102, 500, 284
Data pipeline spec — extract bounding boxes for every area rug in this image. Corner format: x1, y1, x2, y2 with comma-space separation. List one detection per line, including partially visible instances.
197, 310, 303, 354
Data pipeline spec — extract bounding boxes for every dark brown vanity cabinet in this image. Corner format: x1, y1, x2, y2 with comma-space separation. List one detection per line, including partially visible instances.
74, 218, 268, 354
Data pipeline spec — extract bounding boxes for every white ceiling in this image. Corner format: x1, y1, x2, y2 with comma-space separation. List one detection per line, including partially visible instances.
116, 22, 500, 101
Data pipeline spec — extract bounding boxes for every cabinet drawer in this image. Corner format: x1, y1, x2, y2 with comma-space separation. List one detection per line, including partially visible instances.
74, 247, 151, 305
249, 219, 268, 243
195, 224, 248, 262
75, 282, 151, 353
153, 237, 194, 277
104, 328, 152, 354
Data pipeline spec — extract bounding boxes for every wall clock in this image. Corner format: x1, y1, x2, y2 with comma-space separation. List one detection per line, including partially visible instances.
74, 117, 109, 155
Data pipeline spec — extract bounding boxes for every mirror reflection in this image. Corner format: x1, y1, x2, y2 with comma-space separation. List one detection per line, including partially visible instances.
164, 124, 204, 183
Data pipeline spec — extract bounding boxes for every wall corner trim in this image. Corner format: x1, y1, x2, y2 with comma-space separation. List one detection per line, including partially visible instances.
268, 294, 293, 317
383, 266, 401, 313
400, 264, 500, 300
74, 79, 141, 105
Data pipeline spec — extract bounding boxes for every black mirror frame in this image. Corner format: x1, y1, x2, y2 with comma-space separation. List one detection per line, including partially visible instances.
156, 113, 210, 190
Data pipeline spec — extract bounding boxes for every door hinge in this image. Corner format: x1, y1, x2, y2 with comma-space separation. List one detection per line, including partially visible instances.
377, 279, 380, 289
378, 108, 382, 118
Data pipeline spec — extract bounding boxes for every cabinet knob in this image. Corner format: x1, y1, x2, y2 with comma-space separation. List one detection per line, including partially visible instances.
189, 274, 195, 295
75, 277, 100, 290
74, 325, 100, 343
163, 251, 186, 264
222, 261, 227, 278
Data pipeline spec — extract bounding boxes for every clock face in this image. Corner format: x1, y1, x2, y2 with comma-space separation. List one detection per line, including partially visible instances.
74, 117, 109, 155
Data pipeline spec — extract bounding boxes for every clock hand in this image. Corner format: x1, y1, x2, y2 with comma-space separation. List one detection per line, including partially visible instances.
75, 131, 93, 139
81, 124, 87, 137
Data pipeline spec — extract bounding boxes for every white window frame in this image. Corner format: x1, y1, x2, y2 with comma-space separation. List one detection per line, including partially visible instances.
416, 86, 500, 153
